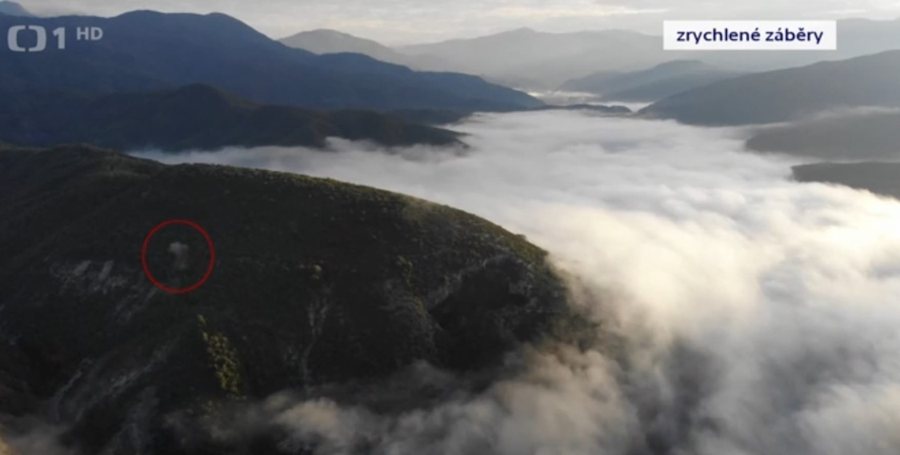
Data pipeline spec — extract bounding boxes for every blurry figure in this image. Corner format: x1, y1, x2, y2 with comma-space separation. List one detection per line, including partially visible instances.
168, 241, 190, 271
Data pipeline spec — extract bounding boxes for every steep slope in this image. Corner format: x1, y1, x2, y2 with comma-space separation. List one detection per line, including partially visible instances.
641, 51, 900, 126
0, 146, 582, 454
0, 84, 463, 150
747, 110, 900, 160
0, 11, 541, 111
562, 60, 742, 102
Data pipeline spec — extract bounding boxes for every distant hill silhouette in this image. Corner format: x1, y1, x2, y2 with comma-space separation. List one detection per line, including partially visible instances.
793, 162, 900, 199
0, 11, 541, 112
280, 19, 900, 92
0, 84, 464, 150
562, 60, 743, 102
0, 1, 31, 16
398, 28, 665, 89
747, 110, 900, 160
281, 29, 410, 65
642, 51, 900, 125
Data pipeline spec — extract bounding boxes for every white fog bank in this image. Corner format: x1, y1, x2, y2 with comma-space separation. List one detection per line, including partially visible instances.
135, 111, 900, 455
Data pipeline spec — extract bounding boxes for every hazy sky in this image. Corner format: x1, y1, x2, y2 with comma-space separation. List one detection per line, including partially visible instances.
22, 0, 900, 44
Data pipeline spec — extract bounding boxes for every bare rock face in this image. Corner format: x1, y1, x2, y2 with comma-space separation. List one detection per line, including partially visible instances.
0, 146, 584, 454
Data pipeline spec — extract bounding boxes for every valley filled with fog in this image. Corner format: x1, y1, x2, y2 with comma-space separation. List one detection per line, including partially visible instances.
134, 110, 900, 454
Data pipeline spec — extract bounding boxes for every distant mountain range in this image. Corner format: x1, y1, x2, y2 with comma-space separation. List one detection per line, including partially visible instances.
0, 0, 31, 16
560, 60, 743, 102
642, 51, 900, 125
397, 28, 665, 89
0, 84, 463, 151
0, 11, 540, 112
747, 110, 900, 160
282, 20, 900, 91
5, 9, 900, 150
281, 27, 666, 89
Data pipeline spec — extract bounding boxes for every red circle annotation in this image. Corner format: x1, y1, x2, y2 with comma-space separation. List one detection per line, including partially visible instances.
140, 219, 216, 295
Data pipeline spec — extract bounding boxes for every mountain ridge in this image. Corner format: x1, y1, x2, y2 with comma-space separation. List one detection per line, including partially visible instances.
793, 161, 900, 199
561, 60, 743, 102
641, 50, 900, 125
0, 83, 464, 151
0, 11, 541, 112
746, 110, 900, 159
0, 144, 586, 454
278, 19, 900, 91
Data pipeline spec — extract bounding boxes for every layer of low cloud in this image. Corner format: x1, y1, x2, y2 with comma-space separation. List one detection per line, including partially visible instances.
137, 110, 900, 454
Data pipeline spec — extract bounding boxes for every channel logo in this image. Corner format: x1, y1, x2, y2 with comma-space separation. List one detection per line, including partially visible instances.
6, 25, 103, 52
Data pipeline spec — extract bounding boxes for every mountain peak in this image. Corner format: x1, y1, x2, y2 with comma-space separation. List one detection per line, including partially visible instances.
503, 27, 539, 36
294, 28, 359, 38
280, 28, 392, 54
